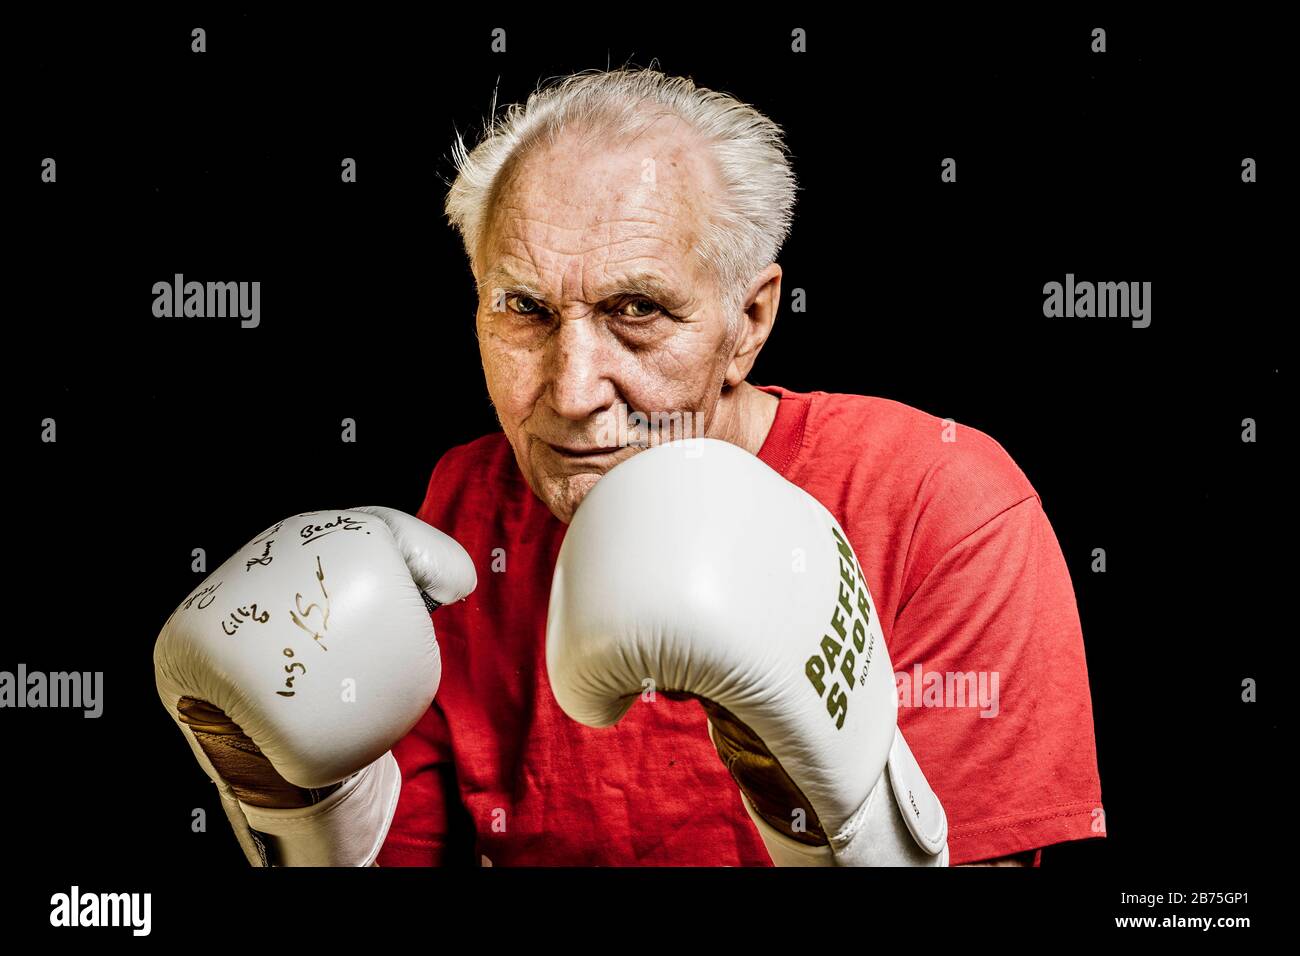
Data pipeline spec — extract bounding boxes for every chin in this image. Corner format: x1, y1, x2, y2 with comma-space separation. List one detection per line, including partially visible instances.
541, 471, 603, 525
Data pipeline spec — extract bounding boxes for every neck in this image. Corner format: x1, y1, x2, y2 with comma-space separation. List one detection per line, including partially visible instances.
710, 382, 780, 457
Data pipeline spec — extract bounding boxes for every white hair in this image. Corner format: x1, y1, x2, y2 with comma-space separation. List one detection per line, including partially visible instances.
445, 68, 797, 319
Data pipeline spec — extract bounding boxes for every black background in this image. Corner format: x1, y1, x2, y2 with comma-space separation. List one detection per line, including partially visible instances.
7, 8, 1280, 939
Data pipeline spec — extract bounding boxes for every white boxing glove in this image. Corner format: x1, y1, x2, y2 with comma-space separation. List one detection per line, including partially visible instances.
154, 507, 475, 866
547, 440, 948, 866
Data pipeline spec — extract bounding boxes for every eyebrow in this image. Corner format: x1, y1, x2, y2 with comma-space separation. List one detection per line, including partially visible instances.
479, 268, 683, 306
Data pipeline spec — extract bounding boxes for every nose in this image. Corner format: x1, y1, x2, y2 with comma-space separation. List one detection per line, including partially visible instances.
545, 316, 619, 422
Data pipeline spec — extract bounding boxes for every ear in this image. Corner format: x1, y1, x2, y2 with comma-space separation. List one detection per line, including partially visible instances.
725, 264, 783, 387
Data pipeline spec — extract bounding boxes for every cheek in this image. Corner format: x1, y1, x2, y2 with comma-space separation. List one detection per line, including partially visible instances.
625, 326, 731, 407
478, 321, 539, 416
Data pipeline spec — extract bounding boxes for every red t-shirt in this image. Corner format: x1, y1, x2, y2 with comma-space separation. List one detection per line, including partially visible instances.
377, 386, 1104, 866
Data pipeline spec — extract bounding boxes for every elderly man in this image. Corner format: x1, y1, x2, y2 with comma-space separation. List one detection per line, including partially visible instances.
155, 69, 1102, 867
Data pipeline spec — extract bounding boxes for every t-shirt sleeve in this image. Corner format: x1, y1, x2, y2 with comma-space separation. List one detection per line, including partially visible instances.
891, 496, 1105, 865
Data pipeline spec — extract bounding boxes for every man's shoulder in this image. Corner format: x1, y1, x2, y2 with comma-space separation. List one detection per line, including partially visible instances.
800, 391, 1039, 525
418, 432, 524, 526
432, 432, 516, 479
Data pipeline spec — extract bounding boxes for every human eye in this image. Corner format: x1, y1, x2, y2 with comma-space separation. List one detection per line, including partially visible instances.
505, 293, 549, 317
613, 297, 666, 320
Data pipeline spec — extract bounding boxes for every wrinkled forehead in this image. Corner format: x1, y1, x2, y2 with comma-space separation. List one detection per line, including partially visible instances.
480, 114, 722, 265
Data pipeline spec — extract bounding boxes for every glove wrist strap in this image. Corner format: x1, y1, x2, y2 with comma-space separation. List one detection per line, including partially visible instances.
743, 729, 949, 867
238, 751, 401, 867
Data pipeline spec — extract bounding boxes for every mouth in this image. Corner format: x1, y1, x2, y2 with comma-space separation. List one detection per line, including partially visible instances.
545, 442, 625, 459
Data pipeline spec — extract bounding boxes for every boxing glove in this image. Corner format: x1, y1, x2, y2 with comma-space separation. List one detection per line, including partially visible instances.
547, 439, 948, 866
154, 507, 475, 866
